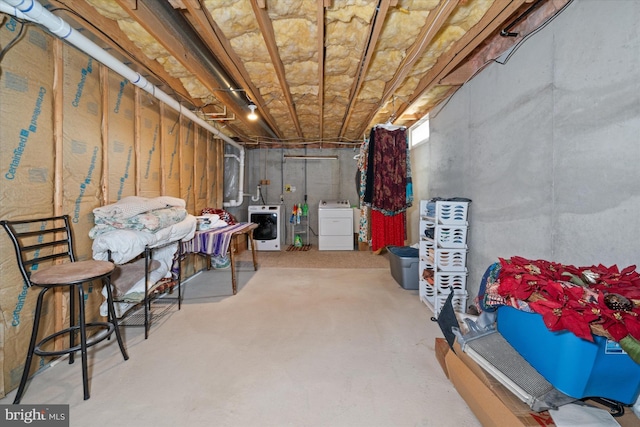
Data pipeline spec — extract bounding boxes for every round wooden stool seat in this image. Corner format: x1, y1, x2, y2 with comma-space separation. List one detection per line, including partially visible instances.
30, 260, 115, 285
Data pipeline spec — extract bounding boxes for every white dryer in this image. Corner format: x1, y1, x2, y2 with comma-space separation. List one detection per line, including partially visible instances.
318, 200, 353, 250
248, 205, 282, 251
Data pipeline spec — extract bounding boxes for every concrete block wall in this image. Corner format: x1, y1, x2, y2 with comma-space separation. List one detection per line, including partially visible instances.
230, 147, 360, 247
409, 0, 640, 305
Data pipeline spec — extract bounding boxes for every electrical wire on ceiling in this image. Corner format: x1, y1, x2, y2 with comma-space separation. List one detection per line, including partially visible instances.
373, 93, 413, 128
168, 115, 181, 135
500, 0, 545, 37
0, 15, 26, 62
383, 95, 399, 124
495, 0, 575, 65
349, 1, 384, 109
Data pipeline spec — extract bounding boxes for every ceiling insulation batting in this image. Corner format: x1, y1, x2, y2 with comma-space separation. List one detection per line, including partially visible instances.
323, 1, 377, 139
84, 0, 127, 20
371, 0, 495, 127
206, 0, 310, 140
69, 0, 558, 147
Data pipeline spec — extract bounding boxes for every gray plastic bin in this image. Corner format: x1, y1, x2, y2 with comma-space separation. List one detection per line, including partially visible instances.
387, 246, 419, 290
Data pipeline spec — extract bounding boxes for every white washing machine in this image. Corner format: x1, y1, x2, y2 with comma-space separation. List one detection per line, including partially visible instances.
318, 200, 353, 251
248, 205, 282, 251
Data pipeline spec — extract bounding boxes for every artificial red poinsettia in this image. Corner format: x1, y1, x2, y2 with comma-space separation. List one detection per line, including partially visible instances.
537, 279, 585, 304
589, 264, 640, 290
528, 297, 600, 341
595, 293, 640, 341
498, 258, 524, 275
497, 273, 546, 301
496, 257, 640, 364
591, 272, 640, 299
626, 313, 640, 340
526, 280, 600, 341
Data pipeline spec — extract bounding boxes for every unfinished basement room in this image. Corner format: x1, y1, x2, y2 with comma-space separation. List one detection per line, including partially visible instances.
1, 0, 639, 426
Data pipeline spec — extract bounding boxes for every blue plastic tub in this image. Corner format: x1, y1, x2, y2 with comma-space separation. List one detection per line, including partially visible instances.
497, 306, 640, 405
387, 246, 419, 290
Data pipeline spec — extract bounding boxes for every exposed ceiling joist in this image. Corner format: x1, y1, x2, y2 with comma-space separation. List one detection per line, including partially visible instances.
251, 1, 303, 138
181, 0, 252, 97
38, 0, 573, 148
339, 0, 391, 138
357, 0, 461, 131
180, 0, 283, 137
317, 1, 325, 139
382, 0, 461, 103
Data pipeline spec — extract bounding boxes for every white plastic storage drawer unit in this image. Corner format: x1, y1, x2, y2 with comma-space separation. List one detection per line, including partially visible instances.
418, 199, 470, 318
435, 225, 468, 248
435, 201, 469, 225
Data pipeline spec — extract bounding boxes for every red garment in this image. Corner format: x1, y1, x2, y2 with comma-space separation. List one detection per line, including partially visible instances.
371, 209, 405, 251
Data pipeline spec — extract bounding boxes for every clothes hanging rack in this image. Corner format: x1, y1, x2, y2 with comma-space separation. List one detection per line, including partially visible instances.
374, 119, 406, 131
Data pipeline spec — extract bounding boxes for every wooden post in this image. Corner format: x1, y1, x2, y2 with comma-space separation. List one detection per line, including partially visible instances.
100, 65, 109, 205
134, 87, 141, 195
53, 38, 65, 350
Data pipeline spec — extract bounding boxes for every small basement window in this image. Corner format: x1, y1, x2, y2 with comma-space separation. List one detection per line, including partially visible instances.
410, 116, 429, 148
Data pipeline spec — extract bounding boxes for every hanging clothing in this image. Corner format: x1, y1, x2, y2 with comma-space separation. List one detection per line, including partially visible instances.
364, 126, 410, 215
361, 125, 412, 251
370, 209, 405, 252
357, 139, 370, 244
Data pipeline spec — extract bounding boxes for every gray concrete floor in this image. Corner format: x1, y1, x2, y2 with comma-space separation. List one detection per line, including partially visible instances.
1, 258, 480, 427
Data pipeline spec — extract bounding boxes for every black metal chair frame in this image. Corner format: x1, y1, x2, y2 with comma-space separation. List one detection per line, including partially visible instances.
1, 215, 129, 404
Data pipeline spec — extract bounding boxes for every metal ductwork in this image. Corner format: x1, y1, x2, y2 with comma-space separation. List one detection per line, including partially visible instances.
142, 0, 278, 140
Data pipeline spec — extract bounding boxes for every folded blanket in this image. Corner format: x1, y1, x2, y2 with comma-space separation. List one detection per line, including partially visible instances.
154, 196, 186, 209
90, 207, 187, 238
110, 258, 162, 299
184, 222, 254, 257
93, 196, 186, 222
92, 214, 197, 265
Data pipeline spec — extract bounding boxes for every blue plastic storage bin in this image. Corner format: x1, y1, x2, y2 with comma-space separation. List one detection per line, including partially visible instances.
387, 246, 419, 290
497, 306, 640, 405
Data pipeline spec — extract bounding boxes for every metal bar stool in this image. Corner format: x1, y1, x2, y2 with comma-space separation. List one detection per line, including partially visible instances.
1, 215, 129, 404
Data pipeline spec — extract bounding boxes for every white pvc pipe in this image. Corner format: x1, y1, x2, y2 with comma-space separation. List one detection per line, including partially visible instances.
1, 0, 245, 207
0, 1, 34, 21
223, 150, 245, 207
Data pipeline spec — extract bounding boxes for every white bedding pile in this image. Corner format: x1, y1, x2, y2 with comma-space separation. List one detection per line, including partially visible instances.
92, 214, 196, 264
91, 196, 197, 317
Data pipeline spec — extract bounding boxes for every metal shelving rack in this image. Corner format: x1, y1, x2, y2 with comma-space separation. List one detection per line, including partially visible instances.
110, 241, 183, 339
291, 212, 310, 247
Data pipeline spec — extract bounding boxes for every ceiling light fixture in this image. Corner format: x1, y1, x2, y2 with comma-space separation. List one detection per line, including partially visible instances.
247, 103, 258, 121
